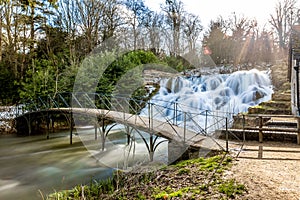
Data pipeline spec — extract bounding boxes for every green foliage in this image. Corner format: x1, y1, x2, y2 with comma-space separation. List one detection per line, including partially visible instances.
47, 154, 243, 200
173, 154, 232, 173
218, 179, 246, 198
177, 168, 190, 175
136, 192, 146, 200
199, 157, 221, 172
47, 178, 115, 200
153, 186, 208, 200
153, 188, 183, 199
58, 63, 79, 93
20, 59, 56, 99
162, 56, 192, 72
72, 50, 161, 96
101, 50, 159, 94
0, 63, 18, 104
173, 157, 205, 168
73, 51, 117, 93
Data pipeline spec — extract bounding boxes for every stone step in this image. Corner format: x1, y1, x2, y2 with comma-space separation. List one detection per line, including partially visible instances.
265, 119, 297, 128
248, 107, 291, 115
260, 101, 291, 109
265, 121, 297, 128
217, 128, 297, 143
272, 92, 291, 101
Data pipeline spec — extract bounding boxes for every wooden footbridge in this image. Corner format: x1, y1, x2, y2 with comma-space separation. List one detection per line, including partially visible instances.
14, 92, 234, 162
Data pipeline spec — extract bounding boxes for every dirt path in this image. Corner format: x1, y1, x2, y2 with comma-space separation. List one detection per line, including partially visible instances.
227, 141, 300, 199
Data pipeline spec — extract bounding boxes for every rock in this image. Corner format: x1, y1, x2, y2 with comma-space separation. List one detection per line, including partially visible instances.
254, 91, 264, 101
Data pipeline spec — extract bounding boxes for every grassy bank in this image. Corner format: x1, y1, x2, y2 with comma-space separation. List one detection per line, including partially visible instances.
46, 153, 246, 199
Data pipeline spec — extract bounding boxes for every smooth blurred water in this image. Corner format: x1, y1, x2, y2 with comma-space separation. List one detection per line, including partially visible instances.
0, 127, 168, 200
0, 131, 113, 200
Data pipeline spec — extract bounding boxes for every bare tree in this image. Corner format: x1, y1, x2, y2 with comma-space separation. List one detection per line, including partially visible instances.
76, 0, 104, 53
203, 18, 229, 65
161, 0, 185, 56
1, 0, 23, 77
269, 0, 299, 54
124, 0, 148, 50
0, 1, 4, 62
182, 13, 202, 54
101, 0, 124, 42
229, 12, 252, 41
142, 11, 164, 54
257, 29, 274, 64
56, 0, 79, 64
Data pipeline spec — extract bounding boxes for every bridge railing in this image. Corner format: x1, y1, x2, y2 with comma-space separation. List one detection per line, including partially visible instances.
136, 98, 238, 150
16, 92, 236, 131
15, 92, 238, 147
143, 98, 235, 133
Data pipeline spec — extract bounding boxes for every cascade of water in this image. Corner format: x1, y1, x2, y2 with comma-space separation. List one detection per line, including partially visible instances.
141, 69, 273, 134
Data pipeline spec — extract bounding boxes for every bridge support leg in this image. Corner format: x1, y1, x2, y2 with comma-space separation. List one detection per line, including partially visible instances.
70, 112, 73, 145
51, 118, 54, 133
28, 114, 31, 136
101, 118, 105, 151
168, 140, 189, 164
95, 124, 97, 140
125, 126, 133, 145
46, 114, 50, 139
149, 135, 154, 162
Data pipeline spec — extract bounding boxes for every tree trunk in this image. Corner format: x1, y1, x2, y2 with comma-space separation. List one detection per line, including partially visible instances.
0, 15, 2, 62
30, 4, 35, 55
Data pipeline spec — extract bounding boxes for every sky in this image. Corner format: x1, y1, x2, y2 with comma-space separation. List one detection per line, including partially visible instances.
144, 0, 283, 29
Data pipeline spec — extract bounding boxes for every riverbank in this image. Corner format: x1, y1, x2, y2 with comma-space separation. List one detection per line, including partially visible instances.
47, 153, 247, 199
47, 140, 300, 199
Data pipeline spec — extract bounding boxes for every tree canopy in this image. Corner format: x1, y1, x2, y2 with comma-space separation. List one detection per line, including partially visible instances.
0, 0, 298, 105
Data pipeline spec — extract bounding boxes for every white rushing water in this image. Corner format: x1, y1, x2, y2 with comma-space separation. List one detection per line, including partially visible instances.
142, 69, 273, 134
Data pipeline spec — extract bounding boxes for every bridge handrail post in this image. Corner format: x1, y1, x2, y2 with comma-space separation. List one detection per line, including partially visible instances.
148, 101, 151, 130
205, 110, 208, 134
226, 117, 229, 152
184, 112, 186, 143
16, 104, 20, 117
173, 102, 176, 125
151, 102, 153, 131
243, 114, 246, 142
175, 102, 178, 125
297, 117, 300, 145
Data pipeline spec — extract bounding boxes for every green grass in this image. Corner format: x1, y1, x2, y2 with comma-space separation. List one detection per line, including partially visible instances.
47, 154, 245, 200
177, 168, 191, 175
47, 178, 115, 200
173, 154, 232, 173
218, 179, 246, 198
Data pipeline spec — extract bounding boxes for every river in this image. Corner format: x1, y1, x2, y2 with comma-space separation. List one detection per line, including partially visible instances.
0, 126, 168, 200
0, 131, 113, 200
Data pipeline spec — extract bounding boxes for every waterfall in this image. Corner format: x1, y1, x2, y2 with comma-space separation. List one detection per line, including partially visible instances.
141, 69, 273, 134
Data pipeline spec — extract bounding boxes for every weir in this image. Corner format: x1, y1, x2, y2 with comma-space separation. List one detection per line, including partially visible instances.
14, 69, 273, 166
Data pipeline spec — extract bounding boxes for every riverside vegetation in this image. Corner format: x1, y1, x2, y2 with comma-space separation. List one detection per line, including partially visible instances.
46, 153, 246, 200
